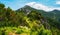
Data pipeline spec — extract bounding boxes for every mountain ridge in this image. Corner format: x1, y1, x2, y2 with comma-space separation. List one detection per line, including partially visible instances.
17, 5, 60, 22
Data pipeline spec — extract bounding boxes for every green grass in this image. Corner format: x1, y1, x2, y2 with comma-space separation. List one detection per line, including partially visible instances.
0, 26, 31, 35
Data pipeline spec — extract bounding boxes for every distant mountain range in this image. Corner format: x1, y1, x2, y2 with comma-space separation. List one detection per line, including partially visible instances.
17, 5, 60, 22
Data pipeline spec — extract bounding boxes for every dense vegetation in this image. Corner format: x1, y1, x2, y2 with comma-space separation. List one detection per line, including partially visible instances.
0, 3, 60, 35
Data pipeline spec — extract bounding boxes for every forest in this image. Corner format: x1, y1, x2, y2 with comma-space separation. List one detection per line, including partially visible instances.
0, 3, 60, 35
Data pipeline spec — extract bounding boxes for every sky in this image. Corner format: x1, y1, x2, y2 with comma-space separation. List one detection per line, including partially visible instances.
0, 0, 60, 10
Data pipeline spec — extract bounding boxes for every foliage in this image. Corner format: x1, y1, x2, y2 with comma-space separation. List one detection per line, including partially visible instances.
0, 3, 60, 35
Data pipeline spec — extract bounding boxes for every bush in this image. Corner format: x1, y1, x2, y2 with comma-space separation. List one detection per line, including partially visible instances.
15, 30, 23, 34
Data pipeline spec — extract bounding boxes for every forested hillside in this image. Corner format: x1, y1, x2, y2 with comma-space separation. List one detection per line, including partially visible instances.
0, 3, 60, 35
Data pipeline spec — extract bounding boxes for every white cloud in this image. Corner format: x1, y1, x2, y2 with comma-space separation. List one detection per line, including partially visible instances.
56, 1, 60, 4
26, 2, 60, 12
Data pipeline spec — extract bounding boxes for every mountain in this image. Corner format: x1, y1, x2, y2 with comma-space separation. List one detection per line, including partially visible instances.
16, 5, 60, 29
16, 5, 38, 14
0, 3, 60, 35
17, 5, 60, 22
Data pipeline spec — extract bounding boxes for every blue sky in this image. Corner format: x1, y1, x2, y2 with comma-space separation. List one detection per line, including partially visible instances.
0, 0, 60, 10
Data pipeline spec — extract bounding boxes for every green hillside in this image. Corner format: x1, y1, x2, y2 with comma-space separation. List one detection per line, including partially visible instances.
0, 3, 60, 35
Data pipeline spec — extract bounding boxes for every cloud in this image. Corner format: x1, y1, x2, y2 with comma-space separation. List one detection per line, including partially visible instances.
26, 2, 60, 12
26, 2, 55, 12
56, 1, 60, 4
